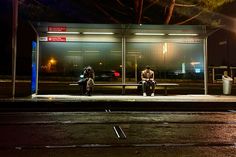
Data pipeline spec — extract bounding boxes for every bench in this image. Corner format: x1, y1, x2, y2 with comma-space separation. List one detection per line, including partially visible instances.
69, 83, 179, 95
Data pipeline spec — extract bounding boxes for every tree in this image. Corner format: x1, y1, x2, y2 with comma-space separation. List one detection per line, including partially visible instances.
19, 0, 235, 25
172, 0, 235, 25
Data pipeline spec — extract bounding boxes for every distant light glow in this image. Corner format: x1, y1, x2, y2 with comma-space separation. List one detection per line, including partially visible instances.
32, 41, 37, 49
163, 43, 168, 54
191, 62, 201, 65
195, 68, 201, 73
135, 33, 165, 36
82, 32, 114, 35
47, 31, 80, 34
114, 71, 120, 77
182, 63, 186, 74
50, 59, 55, 64
80, 75, 84, 78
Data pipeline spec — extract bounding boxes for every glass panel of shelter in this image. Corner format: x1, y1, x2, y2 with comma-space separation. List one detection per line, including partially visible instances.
38, 34, 204, 94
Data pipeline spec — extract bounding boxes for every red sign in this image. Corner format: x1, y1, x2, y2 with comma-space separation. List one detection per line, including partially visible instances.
48, 26, 67, 32
48, 37, 66, 42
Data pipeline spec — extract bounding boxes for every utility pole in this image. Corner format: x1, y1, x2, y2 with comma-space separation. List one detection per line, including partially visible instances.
12, 0, 18, 98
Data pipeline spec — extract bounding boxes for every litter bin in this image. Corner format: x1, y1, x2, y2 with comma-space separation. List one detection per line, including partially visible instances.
222, 75, 233, 95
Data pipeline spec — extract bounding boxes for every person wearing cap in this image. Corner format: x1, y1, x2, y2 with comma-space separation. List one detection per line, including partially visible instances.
141, 65, 156, 96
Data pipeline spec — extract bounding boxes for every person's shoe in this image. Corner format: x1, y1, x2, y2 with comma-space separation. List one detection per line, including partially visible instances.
151, 93, 155, 97
143, 93, 147, 96
86, 91, 91, 96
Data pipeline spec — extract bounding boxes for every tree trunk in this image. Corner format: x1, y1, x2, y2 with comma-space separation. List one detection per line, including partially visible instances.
164, 0, 175, 24
134, 0, 144, 24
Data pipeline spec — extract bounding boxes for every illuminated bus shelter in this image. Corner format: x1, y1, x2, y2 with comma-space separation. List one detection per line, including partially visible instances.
32, 23, 208, 95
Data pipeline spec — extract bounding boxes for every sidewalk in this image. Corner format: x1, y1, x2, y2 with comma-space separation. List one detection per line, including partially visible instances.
31, 94, 236, 103
1, 79, 236, 97
0, 94, 236, 112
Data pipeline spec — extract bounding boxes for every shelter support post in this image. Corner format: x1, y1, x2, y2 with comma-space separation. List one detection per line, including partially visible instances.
204, 37, 208, 95
122, 36, 126, 94
12, 0, 18, 98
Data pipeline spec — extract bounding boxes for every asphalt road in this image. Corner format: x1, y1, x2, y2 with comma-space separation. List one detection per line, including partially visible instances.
0, 111, 236, 157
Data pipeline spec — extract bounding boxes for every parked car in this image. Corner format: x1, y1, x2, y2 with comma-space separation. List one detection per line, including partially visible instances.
80, 70, 120, 81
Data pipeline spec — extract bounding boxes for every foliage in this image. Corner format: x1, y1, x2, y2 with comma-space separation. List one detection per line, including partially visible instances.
19, 0, 235, 25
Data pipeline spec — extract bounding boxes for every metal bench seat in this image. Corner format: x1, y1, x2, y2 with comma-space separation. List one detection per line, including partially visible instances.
69, 83, 179, 95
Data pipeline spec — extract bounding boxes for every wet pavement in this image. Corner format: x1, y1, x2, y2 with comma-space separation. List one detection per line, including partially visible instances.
0, 111, 236, 156
1, 81, 236, 156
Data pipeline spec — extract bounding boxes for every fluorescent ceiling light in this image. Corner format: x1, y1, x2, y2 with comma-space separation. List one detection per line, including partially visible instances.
47, 31, 80, 34
67, 51, 82, 53
85, 50, 100, 53
82, 32, 114, 35
127, 51, 141, 54
111, 50, 122, 53
135, 33, 165, 36
168, 33, 198, 36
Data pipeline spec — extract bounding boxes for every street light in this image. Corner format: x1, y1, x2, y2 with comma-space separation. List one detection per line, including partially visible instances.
49, 58, 56, 64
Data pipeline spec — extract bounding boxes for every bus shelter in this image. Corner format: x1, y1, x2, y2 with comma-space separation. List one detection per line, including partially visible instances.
31, 23, 208, 95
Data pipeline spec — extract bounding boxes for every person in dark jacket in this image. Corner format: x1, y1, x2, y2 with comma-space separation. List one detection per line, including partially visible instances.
84, 66, 95, 96
79, 66, 95, 96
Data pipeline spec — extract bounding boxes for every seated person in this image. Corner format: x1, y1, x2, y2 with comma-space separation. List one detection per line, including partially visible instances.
79, 66, 95, 96
141, 65, 156, 96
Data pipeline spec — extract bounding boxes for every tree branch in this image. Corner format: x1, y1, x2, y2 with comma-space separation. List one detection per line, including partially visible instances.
134, 0, 144, 24
116, 0, 126, 7
95, 4, 120, 23
115, 0, 133, 11
175, 11, 203, 25
175, 3, 199, 7
31, 0, 45, 6
144, 0, 160, 11
99, 3, 130, 16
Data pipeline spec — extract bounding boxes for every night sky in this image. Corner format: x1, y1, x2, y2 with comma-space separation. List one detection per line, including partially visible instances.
1, 0, 236, 75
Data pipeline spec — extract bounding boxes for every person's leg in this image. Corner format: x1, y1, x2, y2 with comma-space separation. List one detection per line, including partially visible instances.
86, 78, 94, 96
82, 81, 87, 95
142, 81, 147, 96
86, 79, 90, 96
86, 89, 91, 96
150, 81, 155, 96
